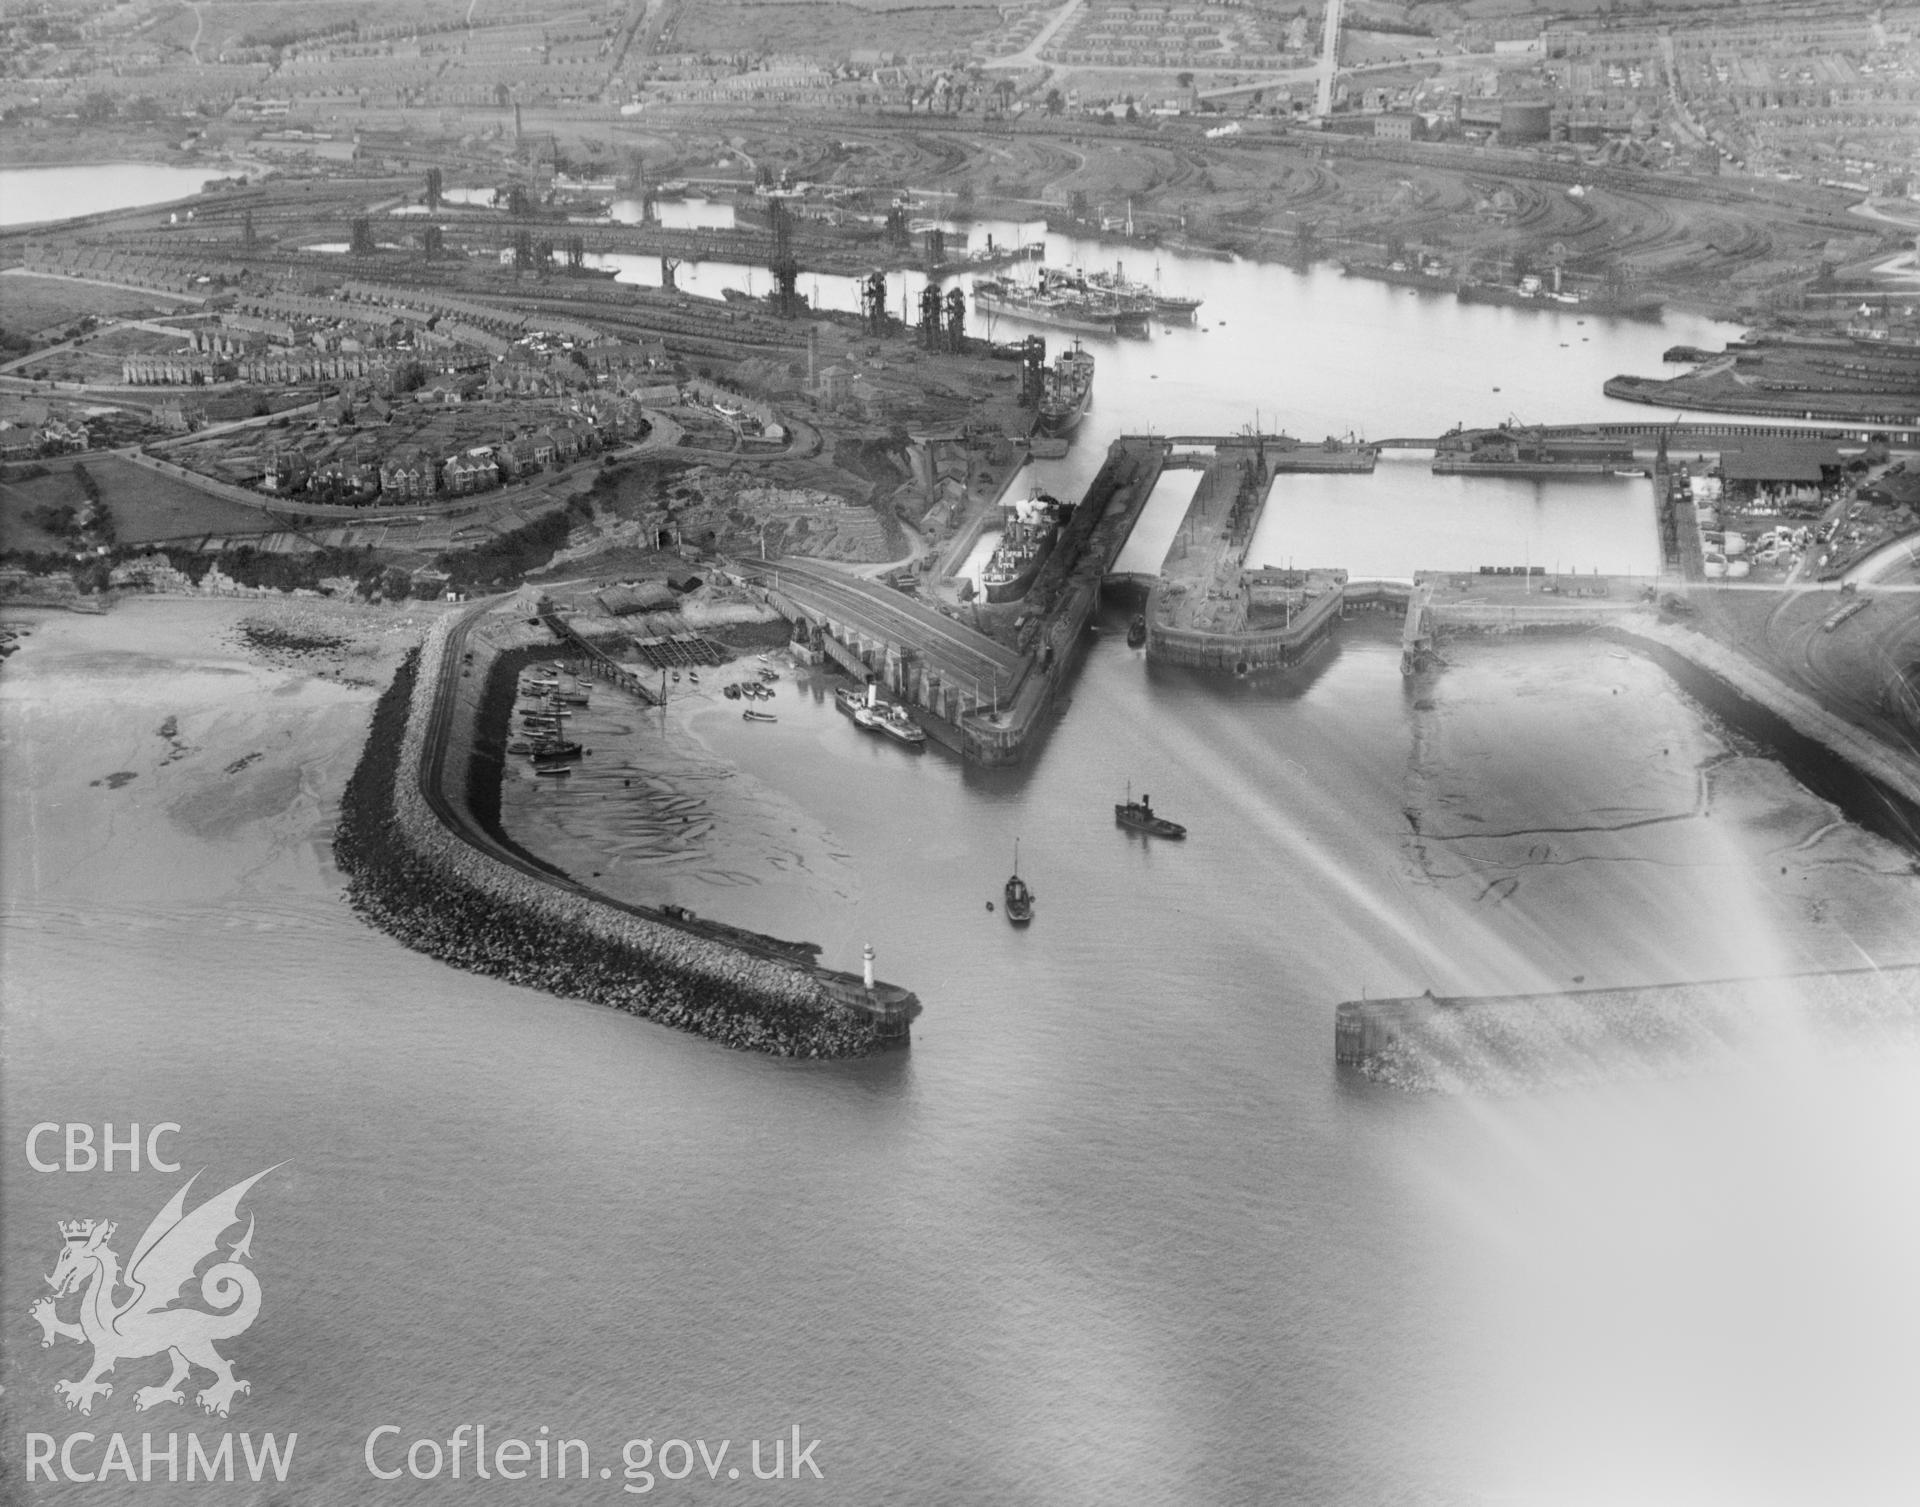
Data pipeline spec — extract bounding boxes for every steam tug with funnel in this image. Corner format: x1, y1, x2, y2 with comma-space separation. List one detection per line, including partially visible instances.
1115, 788, 1186, 839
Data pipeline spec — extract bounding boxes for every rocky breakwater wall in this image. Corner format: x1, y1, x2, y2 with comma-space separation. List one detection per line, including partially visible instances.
335, 616, 919, 1057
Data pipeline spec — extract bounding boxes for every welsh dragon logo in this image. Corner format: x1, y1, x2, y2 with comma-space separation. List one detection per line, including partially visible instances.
29, 1167, 277, 1418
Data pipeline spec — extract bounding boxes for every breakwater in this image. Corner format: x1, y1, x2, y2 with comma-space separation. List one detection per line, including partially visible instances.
1337, 967, 1920, 1092
334, 612, 919, 1056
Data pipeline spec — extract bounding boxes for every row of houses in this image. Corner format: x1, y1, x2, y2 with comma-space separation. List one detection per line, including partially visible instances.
264, 402, 646, 503
121, 349, 388, 385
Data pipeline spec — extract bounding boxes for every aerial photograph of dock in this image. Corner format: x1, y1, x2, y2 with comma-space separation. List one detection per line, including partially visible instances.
3, 0, 1918, 1500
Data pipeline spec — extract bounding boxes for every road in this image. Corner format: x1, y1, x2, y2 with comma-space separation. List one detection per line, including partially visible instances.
1315, 0, 1343, 118
985, 0, 1087, 69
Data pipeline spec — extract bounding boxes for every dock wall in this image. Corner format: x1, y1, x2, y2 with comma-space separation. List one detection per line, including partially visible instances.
1148, 585, 1343, 672
959, 439, 1167, 763
334, 608, 919, 1056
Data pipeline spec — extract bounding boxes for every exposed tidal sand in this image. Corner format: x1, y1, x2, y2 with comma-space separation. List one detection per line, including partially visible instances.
0, 598, 439, 912
1395, 638, 1920, 987
497, 653, 862, 951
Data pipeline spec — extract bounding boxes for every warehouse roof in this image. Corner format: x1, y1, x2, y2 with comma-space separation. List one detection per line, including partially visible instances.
1718, 441, 1840, 484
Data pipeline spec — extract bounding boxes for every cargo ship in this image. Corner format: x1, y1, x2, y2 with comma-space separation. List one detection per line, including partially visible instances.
1035, 342, 1094, 438
1456, 277, 1663, 321
972, 267, 1151, 335
1341, 258, 1454, 293
1084, 262, 1202, 317
980, 490, 1073, 604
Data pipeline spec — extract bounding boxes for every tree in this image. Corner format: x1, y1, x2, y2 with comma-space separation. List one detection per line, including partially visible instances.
1046, 88, 1063, 116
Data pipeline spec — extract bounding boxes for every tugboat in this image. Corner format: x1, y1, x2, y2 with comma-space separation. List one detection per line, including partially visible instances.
1115, 786, 1186, 839
1003, 840, 1034, 926
1127, 614, 1147, 648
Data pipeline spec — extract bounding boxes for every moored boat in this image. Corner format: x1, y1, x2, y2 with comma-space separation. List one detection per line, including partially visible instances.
742, 708, 778, 723
870, 701, 926, 747
837, 680, 925, 744
1036, 343, 1095, 439
973, 268, 1150, 335
980, 489, 1073, 602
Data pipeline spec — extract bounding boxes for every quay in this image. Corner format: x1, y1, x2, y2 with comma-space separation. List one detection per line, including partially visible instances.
1136, 438, 1353, 674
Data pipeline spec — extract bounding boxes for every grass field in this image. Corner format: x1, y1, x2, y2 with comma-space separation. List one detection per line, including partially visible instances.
0, 273, 184, 342
0, 455, 276, 553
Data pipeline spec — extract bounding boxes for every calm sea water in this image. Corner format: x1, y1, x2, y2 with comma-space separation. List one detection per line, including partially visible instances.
0, 163, 219, 227
6, 175, 1920, 1506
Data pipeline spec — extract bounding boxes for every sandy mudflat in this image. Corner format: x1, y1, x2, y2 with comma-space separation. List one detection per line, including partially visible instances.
0, 597, 443, 914
497, 650, 861, 948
